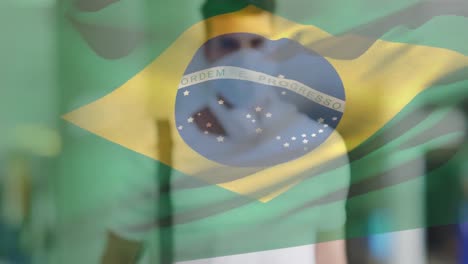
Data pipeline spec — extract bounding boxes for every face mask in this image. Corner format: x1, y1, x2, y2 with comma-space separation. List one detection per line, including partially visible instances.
208, 49, 279, 109
202, 49, 287, 142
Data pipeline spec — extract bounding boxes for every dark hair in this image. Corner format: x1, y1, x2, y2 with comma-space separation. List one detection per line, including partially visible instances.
201, 0, 276, 20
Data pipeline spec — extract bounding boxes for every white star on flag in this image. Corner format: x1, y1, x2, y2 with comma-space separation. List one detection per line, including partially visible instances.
278, 74, 285, 79
303, 139, 309, 144
183, 90, 190, 96
301, 134, 307, 138
256, 128, 263, 134
318, 129, 324, 133
178, 126, 183, 130
206, 123, 212, 128
332, 117, 338, 121
246, 114, 252, 119
266, 113, 272, 118
283, 142, 290, 148
218, 100, 224, 105
217, 136, 224, 143
281, 91, 287, 95
187, 117, 194, 123
291, 137, 297, 141
255, 106, 262, 112
276, 136, 281, 140
318, 118, 325, 123
204, 131, 209, 134
311, 134, 317, 137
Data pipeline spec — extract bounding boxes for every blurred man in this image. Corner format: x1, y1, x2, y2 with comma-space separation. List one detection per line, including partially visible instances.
101, 1, 349, 263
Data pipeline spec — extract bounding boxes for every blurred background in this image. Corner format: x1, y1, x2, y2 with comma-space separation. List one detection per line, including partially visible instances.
0, 0, 467, 263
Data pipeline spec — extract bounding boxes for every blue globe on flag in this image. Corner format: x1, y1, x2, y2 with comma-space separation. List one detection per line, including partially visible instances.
175, 33, 346, 167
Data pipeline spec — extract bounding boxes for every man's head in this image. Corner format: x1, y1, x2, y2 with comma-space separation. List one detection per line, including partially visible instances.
201, 0, 276, 62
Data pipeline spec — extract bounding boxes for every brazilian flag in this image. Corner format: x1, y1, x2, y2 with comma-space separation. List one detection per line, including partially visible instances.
54, 0, 468, 263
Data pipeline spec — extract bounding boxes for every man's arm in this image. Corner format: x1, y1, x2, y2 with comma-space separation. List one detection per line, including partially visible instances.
315, 239, 347, 264
101, 231, 143, 264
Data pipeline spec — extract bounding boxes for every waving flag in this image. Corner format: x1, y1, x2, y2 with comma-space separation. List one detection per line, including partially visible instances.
57, 0, 468, 263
